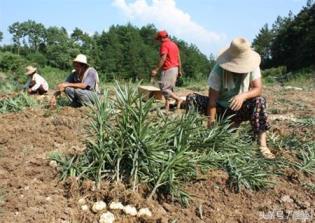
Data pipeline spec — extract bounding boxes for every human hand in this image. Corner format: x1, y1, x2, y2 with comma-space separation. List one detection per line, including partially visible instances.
178, 71, 183, 78
57, 83, 67, 91
151, 69, 158, 77
27, 88, 32, 94
229, 94, 246, 111
50, 96, 57, 109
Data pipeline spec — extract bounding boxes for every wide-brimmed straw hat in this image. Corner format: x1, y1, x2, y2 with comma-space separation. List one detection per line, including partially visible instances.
25, 65, 37, 75
216, 37, 261, 73
73, 54, 88, 65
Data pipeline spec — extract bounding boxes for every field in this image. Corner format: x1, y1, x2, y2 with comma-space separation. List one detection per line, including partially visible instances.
0, 79, 314, 223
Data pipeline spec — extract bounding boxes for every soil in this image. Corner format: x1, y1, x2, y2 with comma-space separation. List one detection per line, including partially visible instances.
0, 85, 314, 223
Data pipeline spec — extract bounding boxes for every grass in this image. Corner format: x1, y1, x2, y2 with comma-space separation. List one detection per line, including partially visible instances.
0, 81, 20, 93
303, 183, 315, 192
0, 93, 38, 114
268, 118, 315, 175
295, 142, 315, 174
51, 82, 277, 205
263, 66, 314, 89
40, 66, 68, 89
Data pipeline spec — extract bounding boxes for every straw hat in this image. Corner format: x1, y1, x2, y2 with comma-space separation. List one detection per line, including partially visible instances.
25, 65, 37, 75
73, 54, 88, 65
216, 37, 261, 73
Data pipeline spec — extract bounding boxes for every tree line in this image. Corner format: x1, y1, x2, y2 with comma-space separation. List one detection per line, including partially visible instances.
0, 22, 212, 82
252, 0, 314, 71
1, 0, 313, 82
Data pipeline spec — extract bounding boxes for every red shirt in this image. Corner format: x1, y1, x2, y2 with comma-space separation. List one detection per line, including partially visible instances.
160, 38, 179, 71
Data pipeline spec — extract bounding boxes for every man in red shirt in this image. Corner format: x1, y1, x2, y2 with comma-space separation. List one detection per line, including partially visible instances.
151, 30, 183, 111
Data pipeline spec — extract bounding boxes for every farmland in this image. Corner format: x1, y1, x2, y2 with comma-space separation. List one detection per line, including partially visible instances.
0, 78, 314, 222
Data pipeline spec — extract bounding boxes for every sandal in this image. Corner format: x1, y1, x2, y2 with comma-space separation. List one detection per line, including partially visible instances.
259, 146, 275, 160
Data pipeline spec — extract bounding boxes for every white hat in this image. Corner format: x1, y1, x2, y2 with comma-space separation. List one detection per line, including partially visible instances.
25, 65, 37, 75
73, 54, 88, 65
216, 37, 261, 73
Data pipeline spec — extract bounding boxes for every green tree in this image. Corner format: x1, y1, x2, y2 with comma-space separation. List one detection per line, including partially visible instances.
71, 27, 95, 57
45, 26, 75, 69
269, 2, 315, 70
0, 31, 3, 42
5, 21, 212, 82
252, 24, 274, 68
8, 22, 23, 54
23, 20, 46, 52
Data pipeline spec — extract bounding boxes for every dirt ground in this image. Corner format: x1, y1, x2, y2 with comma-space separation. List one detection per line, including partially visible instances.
0, 85, 314, 223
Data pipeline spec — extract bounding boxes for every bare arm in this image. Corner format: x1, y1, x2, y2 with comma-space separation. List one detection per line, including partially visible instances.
207, 88, 219, 127
151, 54, 167, 76
60, 82, 88, 90
244, 78, 262, 98
230, 78, 262, 111
50, 82, 88, 109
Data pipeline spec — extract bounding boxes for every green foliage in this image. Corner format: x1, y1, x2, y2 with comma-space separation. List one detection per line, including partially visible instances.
0, 80, 19, 93
3, 21, 211, 82
262, 66, 314, 87
295, 142, 315, 174
0, 51, 28, 73
26, 52, 47, 67
51, 83, 275, 205
262, 66, 287, 77
0, 93, 38, 114
225, 157, 272, 192
253, 2, 315, 71
40, 66, 68, 88
252, 24, 273, 68
0, 51, 29, 85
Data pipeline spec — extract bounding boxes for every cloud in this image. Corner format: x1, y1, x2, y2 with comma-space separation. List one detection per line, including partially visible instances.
112, 0, 226, 56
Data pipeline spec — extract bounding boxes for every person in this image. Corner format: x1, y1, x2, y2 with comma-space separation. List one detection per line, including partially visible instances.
23, 65, 49, 95
151, 30, 183, 111
186, 37, 275, 159
50, 54, 100, 108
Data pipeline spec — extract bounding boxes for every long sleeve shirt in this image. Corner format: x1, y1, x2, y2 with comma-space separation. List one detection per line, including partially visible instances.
24, 73, 49, 91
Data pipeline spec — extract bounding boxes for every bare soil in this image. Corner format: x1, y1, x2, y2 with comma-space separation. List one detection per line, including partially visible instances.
0, 85, 314, 223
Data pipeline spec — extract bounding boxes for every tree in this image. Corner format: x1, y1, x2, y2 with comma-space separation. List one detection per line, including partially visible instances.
5, 21, 212, 81
8, 22, 23, 54
269, 2, 315, 70
22, 20, 46, 52
0, 31, 3, 42
252, 24, 274, 68
45, 26, 74, 69
71, 27, 95, 56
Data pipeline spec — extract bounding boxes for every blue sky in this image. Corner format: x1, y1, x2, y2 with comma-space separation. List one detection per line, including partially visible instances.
0, 0, 307, 56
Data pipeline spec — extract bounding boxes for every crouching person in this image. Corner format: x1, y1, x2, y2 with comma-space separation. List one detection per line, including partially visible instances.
24, 65, 49, 95
50, 54, 100, 108
187, 37, 275, 159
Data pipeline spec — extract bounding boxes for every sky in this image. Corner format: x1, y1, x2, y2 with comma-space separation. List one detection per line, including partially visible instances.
0, 0, 308, 56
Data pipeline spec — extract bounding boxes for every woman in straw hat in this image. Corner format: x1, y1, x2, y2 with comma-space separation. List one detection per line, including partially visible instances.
186, 37, 275, 159
50, 54, 100, 108
23, 65, 49, 95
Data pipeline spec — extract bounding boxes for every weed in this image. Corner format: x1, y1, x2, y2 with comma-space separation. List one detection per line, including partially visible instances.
0, 93, 37, 113
295, 143, 315, 174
